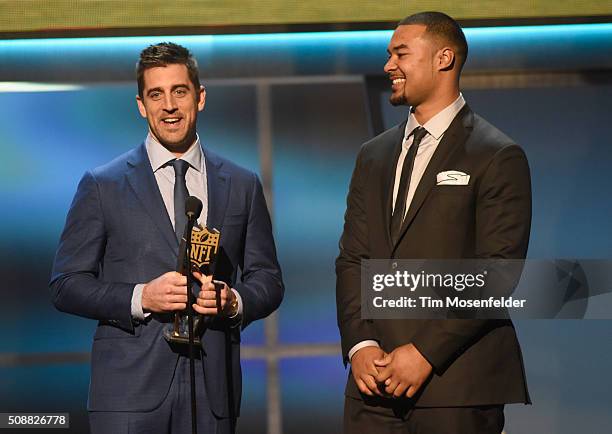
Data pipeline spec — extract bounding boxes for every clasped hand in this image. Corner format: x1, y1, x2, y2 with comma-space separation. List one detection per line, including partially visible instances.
141, 270, 235, 316
351, 343, 432, 399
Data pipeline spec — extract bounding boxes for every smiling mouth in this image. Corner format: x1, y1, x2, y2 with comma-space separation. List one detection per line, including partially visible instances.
161, 117, 182, 125
391, 78, 406, 86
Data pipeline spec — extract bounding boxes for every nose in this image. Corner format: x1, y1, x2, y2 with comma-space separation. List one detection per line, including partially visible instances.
384, 56, 396, 74
162, 93, 178, 112
383, 56, 396, 74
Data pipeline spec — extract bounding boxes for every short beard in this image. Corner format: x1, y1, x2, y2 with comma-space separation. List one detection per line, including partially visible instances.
389, 92, 407, 106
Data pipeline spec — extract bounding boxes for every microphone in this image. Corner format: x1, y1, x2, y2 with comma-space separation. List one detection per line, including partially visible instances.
177, 196, 203, 275
181, 196, 205, 433
185, 196, 203, 221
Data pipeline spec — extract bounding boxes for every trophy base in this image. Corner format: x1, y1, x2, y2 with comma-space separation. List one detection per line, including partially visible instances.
163, 329, 201, 346
163, 319, 202, 346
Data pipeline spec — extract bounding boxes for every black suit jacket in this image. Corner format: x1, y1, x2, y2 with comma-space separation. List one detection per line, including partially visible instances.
336, 105, 532, 406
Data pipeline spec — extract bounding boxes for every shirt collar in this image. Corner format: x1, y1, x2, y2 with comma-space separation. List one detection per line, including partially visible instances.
145, 132, 203, 173
404, 93, 466, 141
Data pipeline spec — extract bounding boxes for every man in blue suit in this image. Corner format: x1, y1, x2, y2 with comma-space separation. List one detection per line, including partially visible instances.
50, 42, 284, 433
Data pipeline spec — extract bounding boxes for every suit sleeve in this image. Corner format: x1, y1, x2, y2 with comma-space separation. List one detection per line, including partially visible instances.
336, 147, 377, 364
233, 173, 284, 329
411, 144, 532, 373
49, 171, 135, 331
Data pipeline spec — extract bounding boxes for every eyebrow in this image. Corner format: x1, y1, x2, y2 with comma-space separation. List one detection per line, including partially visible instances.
146, 84, 190, 95
387, 43, 410, 54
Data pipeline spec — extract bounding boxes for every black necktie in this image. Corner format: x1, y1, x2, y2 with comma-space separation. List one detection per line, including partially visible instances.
390, 126, 428, 245
172, 159, 190, 242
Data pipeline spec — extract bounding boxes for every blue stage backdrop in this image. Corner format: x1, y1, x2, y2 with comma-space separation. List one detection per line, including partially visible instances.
1, 24, 612, 434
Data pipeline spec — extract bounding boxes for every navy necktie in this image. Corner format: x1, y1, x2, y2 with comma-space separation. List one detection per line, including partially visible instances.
172, 159, 190, 242
390, 126, 428, 245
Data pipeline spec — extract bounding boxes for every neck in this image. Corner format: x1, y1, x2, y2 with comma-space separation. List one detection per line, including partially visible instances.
168, 137, 195, 158
171, 149, 187, 158
412, 87, 460, 125
151, 131, 197, 158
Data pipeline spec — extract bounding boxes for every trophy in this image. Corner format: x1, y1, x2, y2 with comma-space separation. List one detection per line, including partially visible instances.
163, 224, 221, 345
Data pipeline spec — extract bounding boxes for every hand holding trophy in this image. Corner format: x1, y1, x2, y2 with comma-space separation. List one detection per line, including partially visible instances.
163, 197, 221, 346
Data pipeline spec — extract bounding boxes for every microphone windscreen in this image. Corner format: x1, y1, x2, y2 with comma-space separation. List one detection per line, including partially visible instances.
185, 196, 203, 219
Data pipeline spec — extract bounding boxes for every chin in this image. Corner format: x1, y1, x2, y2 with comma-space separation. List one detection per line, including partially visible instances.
156, 137, 188, 150
389, 94, 408, 106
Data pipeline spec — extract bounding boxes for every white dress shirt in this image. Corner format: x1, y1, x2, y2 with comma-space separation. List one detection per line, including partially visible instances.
348, 94, 466, 362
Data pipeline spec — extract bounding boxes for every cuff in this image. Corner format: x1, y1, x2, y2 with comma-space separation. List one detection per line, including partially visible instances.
229, 288, 243, 318
131, 283, 151, 321
348, 340, 380, 362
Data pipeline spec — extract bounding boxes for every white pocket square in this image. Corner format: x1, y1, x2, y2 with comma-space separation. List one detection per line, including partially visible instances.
436, 170, 470, 185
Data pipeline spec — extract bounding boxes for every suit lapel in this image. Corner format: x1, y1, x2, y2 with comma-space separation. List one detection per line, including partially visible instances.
379, 121, 407, 250
203, 147, 230, 232
392, 105, 474, 252
126, 143, 178, 254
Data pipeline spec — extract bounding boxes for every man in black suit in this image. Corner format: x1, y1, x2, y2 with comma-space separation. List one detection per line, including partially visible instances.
336, 12, 531, 433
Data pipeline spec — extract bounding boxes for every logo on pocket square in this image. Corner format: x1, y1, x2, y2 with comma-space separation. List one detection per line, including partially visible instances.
436, 170, 470, 185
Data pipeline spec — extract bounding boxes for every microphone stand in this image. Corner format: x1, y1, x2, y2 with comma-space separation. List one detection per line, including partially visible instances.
182, 215, 198, 434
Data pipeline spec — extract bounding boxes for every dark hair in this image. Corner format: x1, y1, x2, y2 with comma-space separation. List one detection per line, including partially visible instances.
398, 11, 468, 72
136, 42, 201, 98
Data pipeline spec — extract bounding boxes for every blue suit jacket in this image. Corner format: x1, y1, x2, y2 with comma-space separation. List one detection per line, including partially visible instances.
50, 143, 284, 417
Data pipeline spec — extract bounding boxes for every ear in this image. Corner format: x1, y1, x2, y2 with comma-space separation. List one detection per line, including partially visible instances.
437, 47, 456, 72
197, 85, 206, 112
136, 95, 147, 118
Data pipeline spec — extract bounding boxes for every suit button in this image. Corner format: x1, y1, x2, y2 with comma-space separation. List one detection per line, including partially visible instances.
392, 262, 398, 269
